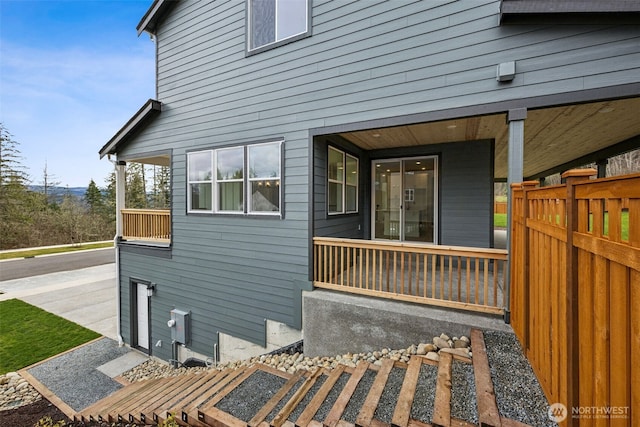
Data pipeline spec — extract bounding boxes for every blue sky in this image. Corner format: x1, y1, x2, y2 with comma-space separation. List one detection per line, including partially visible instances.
1, 0, 155, 188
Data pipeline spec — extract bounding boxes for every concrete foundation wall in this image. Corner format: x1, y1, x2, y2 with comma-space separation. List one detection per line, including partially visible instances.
303, 290, 512, 357
219, 320, 302, 363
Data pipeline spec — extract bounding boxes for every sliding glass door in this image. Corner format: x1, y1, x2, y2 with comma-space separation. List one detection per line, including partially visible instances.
372, 157, 437, 243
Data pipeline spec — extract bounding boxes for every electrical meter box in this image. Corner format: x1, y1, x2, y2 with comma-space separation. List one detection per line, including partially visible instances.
169, 309, 190, 344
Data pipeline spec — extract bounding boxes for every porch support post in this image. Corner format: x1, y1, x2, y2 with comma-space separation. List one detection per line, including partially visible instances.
115, 160, 126, 238
504, 108, 527, 324
596, 158, 608, 178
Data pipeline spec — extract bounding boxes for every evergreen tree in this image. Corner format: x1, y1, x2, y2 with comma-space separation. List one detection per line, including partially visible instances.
84, 179, 104, 213
0, 124, 32, 249
126, 163, 147, 209
151, 165, 171, 209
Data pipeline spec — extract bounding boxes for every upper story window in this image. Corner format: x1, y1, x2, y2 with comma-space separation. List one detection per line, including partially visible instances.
188, 141, 282, 216
248, 0, 310, 53
328, 146, 358, 215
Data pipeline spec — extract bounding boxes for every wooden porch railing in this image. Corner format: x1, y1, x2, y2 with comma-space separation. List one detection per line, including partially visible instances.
121, 209, 171, 242
510, 169, 639, 426
313, 237, 507, 315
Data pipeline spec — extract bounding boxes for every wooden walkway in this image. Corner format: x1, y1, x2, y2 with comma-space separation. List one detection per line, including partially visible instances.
75, 330, 530, 427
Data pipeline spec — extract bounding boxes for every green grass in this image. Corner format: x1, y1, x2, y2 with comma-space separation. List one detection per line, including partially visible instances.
494, 213, 507, 228
0, 299, 100, 374
0, 242, 113, 260
494, 212, 629, 241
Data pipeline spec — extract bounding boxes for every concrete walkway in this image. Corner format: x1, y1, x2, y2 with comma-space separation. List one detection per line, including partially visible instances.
0, 264, 118, 340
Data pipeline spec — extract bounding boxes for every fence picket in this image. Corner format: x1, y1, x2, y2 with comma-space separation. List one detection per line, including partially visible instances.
510, 170, 640, 426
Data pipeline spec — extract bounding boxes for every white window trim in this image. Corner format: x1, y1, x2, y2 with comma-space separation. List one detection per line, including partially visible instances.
187, 141, 283, 217
214, 147, 245, 214
247, 0, 310, 53
328, 146, 359, 215
187, 150, 214, 214
247, 141, 282, 216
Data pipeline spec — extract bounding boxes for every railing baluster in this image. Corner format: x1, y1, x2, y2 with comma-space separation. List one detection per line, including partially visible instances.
311, 237, 507, 314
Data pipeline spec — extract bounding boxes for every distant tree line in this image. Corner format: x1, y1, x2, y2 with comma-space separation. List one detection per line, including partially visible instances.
0, 124, 170, 250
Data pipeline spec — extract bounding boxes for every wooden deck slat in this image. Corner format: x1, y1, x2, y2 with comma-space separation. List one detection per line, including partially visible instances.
471, 329, 502, 427
324, 361, 370, 427
450, 417, 476, 427
249, 371, 306, 427
135, 374, 199, 424
138, 375, 202, 424
391, 356, 423, 427
163, 370, 226, 421
500, 417, 533, 427
112, 376, 178, 423
153, 373, 218, 424
180, 368, 246, 425
198, 365, 260, 414
432, 353, 452, 427
296, 365, 346, 427
76, 375, 157, 420
408, 419, 432, 427
272, 368, 325, 427
355, 358, 394, 427
198, 405, 248, 427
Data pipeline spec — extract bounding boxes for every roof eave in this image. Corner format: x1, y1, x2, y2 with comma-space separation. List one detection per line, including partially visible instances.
99, 99, 162, 159
136, 0, 178, 36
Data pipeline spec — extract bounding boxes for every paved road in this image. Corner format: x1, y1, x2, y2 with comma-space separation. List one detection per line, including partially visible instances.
0, 247, 114, 281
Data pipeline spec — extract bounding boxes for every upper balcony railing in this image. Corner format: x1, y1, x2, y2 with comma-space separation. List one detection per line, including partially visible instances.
121, 209, 170, 243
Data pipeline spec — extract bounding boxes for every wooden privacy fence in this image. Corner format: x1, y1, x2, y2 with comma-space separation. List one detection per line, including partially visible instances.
494, 201, 507, 214
121, 209, 171, 241
510, 169, 639, 427
313, 237, 507, 315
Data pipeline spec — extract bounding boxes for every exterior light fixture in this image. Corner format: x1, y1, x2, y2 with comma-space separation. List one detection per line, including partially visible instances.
147, 284, 156, 297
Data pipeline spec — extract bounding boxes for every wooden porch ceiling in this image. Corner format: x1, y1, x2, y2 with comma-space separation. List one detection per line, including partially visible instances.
339, 97, 640, 179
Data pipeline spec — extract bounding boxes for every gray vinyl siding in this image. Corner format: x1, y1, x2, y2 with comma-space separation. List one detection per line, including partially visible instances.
115, 0, 640, 357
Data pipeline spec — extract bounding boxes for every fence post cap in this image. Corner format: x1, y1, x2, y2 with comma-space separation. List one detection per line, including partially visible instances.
561, 168, 597, 179
521, 180, 539, 188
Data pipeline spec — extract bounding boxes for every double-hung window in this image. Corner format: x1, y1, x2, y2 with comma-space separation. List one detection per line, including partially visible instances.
248, 0, 310, 53
188, 141, 282, 216
328, 146, 358, 215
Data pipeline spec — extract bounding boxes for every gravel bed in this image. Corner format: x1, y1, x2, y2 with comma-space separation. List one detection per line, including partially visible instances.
313, 372, 350, 422
215, 370, 287, 422
266, 376, 306, 422
288, 374, 327, 421
27, 338, 129, 411
450, 360, 478, 424
410, 363, 438, 423
483, 330, 557, 427
374, 366, 405, 423
341, 368, 377, 423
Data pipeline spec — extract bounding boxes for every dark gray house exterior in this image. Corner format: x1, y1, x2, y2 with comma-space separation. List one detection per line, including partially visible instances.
100, 0, 640, 363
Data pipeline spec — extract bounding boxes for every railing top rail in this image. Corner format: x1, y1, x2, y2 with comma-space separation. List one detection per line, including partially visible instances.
121, 208, 171, 214
574, 175, 640, 200
313, 237, 507, 259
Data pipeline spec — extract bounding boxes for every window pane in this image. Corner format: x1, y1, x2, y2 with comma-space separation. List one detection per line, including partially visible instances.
217, 147, 244, 180
188, 151, 212, 181
276, 0, 307, 40
249, 143, 280, 178
328, 148, 343, 181
346, 185, 357, 213
218, 182, 243, 211
346, 155, 358, 186
250, 0, 276, 49
190, 183, 212, 211
328, 182, 343, 213
251, 179, 280, 212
